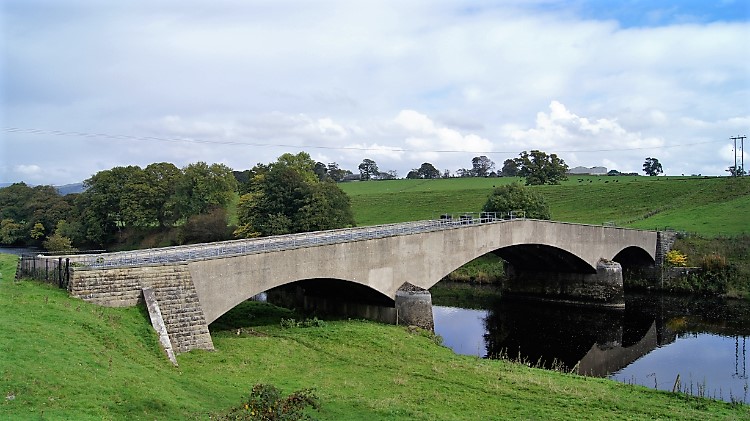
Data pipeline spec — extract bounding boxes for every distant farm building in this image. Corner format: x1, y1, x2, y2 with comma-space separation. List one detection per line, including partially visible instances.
568, 166, 608, 175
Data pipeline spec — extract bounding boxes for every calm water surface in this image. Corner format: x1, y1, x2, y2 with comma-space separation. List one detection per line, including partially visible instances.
433, 289, 750, 403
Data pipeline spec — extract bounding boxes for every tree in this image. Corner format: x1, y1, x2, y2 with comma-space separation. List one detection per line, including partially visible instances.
143, 162, 182, 227
456, 168, 472, 178
417, 162, 440, 179
43, 221, 77, 252
471, 156, 495, 177
0, 219, 24, 245
406, 170, 420, 179
514, 150, 569, 185
482, 182, 550, 220
358, 159, 379, 181
642, 157, 663, 176
327, 162, 351, 182
296, 182, 356, 232
235, 152, 355, 238
377, 170, 398, 180
313, 161, 329, 181
174, 162, 238, 219
82, 167, 133, 242
500, 159, 519, 177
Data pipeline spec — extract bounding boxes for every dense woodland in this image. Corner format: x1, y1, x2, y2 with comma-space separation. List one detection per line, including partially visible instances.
0, 152, 360, 251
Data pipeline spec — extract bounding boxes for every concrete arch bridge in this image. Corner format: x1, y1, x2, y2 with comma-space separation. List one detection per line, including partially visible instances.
38, 218, 662, 357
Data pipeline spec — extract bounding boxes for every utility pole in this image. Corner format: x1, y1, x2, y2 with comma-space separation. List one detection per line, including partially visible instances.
730, 135, 746, 176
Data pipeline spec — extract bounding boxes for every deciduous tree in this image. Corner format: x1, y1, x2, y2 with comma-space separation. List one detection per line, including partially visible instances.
174, 162, 238, 219
514, 150, 569, 185
417, 162, 440, 179
235, 152, 355, 238
471, 156, 495, 177
327, 162, 351, 182
642, 157, 663, 176
500, 159, 519, 177
358, 159, 379, 181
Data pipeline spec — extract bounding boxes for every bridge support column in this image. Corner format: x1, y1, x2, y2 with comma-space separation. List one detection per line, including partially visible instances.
395, 283, 434, 331
504, 259, 625, 308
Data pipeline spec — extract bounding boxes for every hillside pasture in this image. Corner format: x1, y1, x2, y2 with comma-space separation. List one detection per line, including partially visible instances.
340, 176, 750, 237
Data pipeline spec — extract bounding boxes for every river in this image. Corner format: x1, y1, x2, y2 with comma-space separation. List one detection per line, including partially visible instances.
432, 284, 750, 403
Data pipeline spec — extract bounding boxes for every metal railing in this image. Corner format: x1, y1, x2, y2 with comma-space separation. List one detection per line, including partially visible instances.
69, 212, 524, 269
18, 255, 71, 289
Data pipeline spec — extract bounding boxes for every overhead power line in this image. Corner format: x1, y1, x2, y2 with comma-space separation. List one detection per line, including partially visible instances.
4, 126, 726, 155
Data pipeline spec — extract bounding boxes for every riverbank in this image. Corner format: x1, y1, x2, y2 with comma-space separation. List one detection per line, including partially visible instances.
1, 254, 746, 419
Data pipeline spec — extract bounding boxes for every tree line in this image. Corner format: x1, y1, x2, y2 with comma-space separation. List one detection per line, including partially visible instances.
0, 149, 579, 251
0, 153, 358, 252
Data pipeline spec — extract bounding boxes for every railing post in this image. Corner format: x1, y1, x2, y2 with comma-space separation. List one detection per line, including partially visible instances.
64, 258, 70, 290
57, 257, 63, 285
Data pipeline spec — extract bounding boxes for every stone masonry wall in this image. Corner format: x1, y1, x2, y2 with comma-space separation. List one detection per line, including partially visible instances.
69, 264, 214, 354
656, 231, 678, 267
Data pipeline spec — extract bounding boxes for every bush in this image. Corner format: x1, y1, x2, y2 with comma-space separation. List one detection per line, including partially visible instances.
482, 183, 550, 220
43, 233, 77, 253
665, 250, 688, 267
217, 384, 320, 420
696, 253, 736, 295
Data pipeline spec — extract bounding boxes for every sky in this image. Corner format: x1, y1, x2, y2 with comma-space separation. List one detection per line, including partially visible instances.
2, 0, 749, 185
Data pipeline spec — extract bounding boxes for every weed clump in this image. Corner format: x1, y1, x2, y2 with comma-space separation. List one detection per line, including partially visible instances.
216, 383, 320, 420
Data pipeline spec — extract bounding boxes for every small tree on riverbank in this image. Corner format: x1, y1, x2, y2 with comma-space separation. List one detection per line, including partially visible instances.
482, 183, 550, 220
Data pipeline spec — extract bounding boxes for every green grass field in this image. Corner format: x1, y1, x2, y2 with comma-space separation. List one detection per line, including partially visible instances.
340, 176, 750, 237
1, 254, 747, 420
3, 176, 749, 419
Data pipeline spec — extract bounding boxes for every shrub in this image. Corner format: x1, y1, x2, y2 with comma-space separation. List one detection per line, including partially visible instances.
217, 384, 320, 420
43, 233, 78, 253
482, 182, 550, 220
665, 250, 688, 267
697, 254, 736, 295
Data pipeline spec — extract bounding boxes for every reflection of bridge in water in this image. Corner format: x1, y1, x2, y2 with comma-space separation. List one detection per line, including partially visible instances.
483, 295, 679, 377
483, 294, 750, 378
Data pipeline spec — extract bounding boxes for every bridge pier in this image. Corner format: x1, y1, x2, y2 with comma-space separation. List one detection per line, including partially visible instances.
395, 283, 434, 331
503, 259, 625, 308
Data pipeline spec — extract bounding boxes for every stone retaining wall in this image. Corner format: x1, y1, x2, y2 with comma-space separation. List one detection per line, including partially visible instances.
69, 264, 214, 354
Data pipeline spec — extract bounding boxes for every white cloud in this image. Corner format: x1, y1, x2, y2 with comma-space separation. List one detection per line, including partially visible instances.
396, 110, 494, 153
14, 164, 42, 176
2, 1, 747, 184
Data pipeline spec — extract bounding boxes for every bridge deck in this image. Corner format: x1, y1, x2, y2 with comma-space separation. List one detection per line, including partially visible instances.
74, 215, 510, 268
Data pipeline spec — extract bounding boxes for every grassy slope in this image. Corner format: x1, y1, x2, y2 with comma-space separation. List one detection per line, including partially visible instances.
2, 255, 747, 420
340, 176, 750, 236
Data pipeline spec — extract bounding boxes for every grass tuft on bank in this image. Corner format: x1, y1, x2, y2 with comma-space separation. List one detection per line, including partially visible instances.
1, 254, 747, 420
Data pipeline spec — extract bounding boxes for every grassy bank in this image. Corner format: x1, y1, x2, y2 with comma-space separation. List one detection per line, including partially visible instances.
2, 254, 747, 420
340, 176, 750, 237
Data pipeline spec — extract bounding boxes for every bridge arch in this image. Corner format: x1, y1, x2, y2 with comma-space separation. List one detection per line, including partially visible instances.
189, 220, 657, 324
613, 246, 656, 267
493, 244, 596, 274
